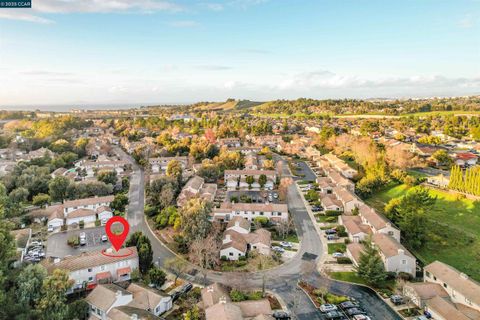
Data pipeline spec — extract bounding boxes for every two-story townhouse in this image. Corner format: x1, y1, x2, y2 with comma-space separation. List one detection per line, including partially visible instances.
63, 195, 115, 216
424, 261, 480, 313
212, 202, 288, 222
339, 215, 371, 243
126, 283, 173, 316
332, 187, 363, 213
148, 156, 189, 173
224, 169, 276, 191
372, 233, 416, 276
42, 247, 138, 293
358, 205, 401, 241
86, 284, 133, 320
176, 175, 217, 207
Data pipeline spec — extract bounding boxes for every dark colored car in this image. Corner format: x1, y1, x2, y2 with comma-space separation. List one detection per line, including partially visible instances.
338, 300, 360, 310
272, 310, 291, 319
325, 229, 337, 235
180, 283, 193, 294
345, 307, 366, 317
324, 311, 348, 320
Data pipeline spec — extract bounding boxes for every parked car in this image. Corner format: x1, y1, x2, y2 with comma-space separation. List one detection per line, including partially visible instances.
47, 225, 54, 232
272, 246, 285, 253
101, 234, 108, 242
332, 252, 344, 258
280, 241, 292, 248
320, 304, 337, 313
414, 316, 429, 320
390, 295, 404, 305
325, 229, 337, 235
353, 315, 372, 320
180, 283, 193, 294
327, 234, 339, 241
339, 301, 360, 310
272, 310, 290, 319
345, 308, 366, 317
79, 232, 87, 246
324, 311, 347, 320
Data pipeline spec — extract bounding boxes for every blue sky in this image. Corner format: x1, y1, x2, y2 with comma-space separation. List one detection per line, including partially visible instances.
0, 0, 479, 108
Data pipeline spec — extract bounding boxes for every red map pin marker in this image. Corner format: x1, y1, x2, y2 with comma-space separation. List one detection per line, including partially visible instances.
105, 216, 130, 251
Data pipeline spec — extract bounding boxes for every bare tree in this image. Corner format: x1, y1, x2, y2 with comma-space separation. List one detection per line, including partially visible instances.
164, 257, 188, 285
276, 217, 294, 240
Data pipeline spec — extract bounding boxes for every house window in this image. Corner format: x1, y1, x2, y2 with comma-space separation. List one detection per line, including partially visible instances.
100, 265, 105, 271
433, 276, 437, 281
260, 212, 264, 216
401, 260, 406, 265
466, 298, 471, 305
229, 252, 233, 256
88, 277, 93, 282
88, 268, 92, 272
443, 283, 448, 288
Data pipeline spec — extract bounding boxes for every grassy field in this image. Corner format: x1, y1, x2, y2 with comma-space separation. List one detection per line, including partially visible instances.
365, 184, 480, 281
328, 243, 346, 254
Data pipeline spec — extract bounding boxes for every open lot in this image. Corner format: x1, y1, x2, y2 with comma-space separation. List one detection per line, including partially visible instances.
365, 183, 480, 281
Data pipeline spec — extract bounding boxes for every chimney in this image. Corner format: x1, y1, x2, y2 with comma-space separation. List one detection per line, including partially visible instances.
398, 249, 404, 255
223, 234, 231, 244
235, 220, 240, 227
207, 286, 214, 292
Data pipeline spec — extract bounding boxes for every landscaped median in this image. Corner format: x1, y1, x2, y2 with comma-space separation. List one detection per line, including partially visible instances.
297, 280, 349, 308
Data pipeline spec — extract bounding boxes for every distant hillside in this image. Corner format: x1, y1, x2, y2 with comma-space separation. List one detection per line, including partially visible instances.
189, 99, 263, 112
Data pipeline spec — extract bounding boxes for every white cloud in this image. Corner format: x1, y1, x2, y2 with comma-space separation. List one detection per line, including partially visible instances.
0, 0, 182, 23
0, 11, 54, 24
203, 2, 224, 11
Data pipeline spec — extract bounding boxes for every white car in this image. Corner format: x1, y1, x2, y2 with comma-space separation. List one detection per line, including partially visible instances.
353, 315, 372, 320
320, 304, 337, 313
101, 234, 108, 242
280, 241, 292, 248
272, 246, 285, 253
332, 252, 344, 258
47, 225, 54, 232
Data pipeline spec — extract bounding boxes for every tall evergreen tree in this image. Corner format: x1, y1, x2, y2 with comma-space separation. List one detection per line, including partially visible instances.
356, 237, 387, 287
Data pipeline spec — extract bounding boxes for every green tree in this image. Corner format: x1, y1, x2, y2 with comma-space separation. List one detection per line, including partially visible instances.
245, 175, 255, 187
48, 176, 71, 202
148, 267, 167, 288
9, 187, 29, 203
179, 198, 212, 243
66, 299, 89, 320
96, 170, 117, 185
126, 232, 153, 274
111, 193, 128, 213
166, 159, 183, 180
37, 269, 73, 320
258, 174, 267, 188
16, 264, 47, 307
32, 193, 51, 207
356, 237, 387, 287
432, 150, 452, 167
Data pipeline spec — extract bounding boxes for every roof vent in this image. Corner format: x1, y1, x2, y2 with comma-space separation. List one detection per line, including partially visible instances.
219, 296, 227, 304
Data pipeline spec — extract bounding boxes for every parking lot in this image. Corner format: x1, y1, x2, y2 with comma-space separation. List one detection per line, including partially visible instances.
226, 190, 282, 204
47, 226, 110, 258
293, 161, 318, 182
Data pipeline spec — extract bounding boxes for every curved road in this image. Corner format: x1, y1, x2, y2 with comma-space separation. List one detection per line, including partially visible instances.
116, 147, 400, 320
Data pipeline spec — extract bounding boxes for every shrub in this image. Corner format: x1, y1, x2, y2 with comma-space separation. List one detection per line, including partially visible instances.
325, 216, 337, 223
95, 219, 101, 227
230, 289, 246, 302
221, 256, 227, 261
326, 293, 349, 304
398, 272, 412, 281
79, 221, 85, 229
239, 255, 247, 261
325, 210, 342, 216
344, 238, 351, 244
67, 236, 79, 247
336, 257, 352, 264
61, 225, 67, 231
247, 291, 263, 300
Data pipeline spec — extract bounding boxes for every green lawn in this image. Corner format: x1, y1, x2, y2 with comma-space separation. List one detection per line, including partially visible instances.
365, 184, 480, 281
329, 272, 368, 285
328, 243, 346, 254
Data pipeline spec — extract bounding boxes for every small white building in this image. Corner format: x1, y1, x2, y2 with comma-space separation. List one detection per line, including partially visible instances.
149, 156, 189, 173
373, 233, 416, 276
66, 208, 97, 226
212, 202, 289, 223
63, 195, 114, 215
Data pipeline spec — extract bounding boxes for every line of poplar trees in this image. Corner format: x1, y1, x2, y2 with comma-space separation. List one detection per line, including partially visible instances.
448, 165, 480, 195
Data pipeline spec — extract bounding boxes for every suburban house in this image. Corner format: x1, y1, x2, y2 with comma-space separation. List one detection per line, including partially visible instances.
358, 205, 401, 241
244, 153, 259, 170
224, 169, 276, 190
47, 206, 66, 230
347, 234, 416, 276
176, 175, 217, 207
403, 282, 449, 308
452, 152, 478, 167
410, 143, 443, 158
63, 195, 114, 215
326, 169, 355, 192
332, 187, 363, 213
126, 283, 173, 316
201, 283, 273, 320
76, 159, 128, 178
425, 296, 472, 320
66, 208, 98, 226
426, 173, 450, 188
323, 153, 358, 179
86, 284, 134, 320
220, 217, 272, 260
86, 282, 171, 320
316, 177, 335, 195
41, 247, 139, 293
149, 156, 189, 173
372, 233, 416, 276
320, 195, 343, 212
218, 137, 241, 148
340, 215, 371, 243
424, 261, 480, 313
212, 202, 289, 222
